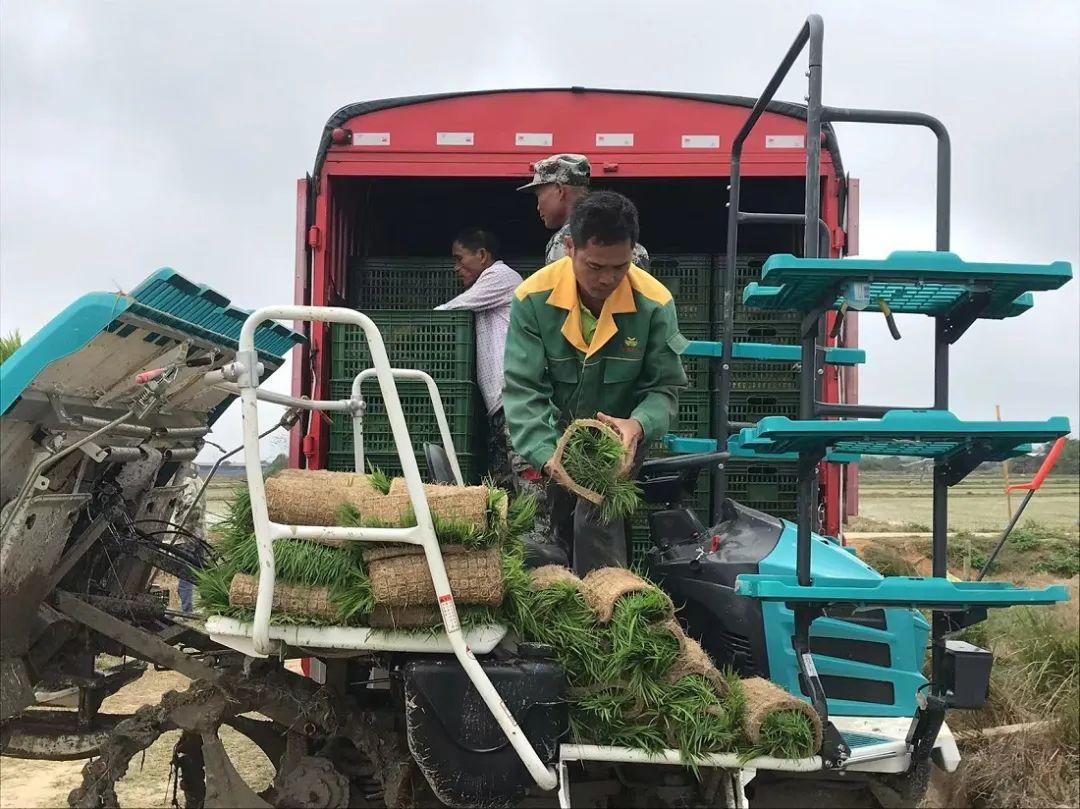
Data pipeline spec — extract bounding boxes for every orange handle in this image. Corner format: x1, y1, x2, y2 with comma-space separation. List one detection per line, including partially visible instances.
1006, 436, 1067, 493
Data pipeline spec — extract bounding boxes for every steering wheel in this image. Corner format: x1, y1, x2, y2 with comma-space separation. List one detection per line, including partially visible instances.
638, 451, 729, 479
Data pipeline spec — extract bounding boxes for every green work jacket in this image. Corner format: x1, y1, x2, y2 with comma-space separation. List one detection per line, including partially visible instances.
503, 257, 688, 470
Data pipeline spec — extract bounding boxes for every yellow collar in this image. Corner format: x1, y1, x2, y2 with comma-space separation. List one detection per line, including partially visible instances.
544, 257, 636, 357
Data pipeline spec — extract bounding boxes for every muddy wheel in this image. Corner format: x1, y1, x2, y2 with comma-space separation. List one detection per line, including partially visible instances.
67, 671, 419, 808
67, 679, 283, 808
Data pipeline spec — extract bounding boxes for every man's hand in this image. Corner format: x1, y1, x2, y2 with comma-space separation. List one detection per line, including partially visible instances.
596, 412, 643, 457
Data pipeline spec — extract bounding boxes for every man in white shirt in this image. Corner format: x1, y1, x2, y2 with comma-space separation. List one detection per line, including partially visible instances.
435, 228, 524, 489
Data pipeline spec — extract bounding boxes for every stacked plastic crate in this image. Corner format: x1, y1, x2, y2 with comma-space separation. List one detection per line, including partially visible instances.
331, 256, 544, 481
721, 254, 800, 522
630, 255, 801, 563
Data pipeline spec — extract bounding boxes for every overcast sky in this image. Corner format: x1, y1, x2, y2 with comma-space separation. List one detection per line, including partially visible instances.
2, 0, 1077, 460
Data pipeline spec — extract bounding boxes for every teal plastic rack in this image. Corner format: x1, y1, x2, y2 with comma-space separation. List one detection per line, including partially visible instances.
685, 340, 866, 365
734, 574, 1069, 609
742, 251, 1072, 318
736, 409, 1069, 463
663, 432, 861, 464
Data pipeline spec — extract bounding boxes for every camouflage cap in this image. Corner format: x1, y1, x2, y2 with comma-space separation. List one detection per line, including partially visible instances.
517, 153, 591, 191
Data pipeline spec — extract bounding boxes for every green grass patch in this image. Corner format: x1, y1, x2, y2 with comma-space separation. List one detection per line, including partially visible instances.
0, 330, 21, 364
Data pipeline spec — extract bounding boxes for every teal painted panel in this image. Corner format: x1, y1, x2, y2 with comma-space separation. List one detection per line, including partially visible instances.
683, 340, 866, 365
758, 519, 930, 717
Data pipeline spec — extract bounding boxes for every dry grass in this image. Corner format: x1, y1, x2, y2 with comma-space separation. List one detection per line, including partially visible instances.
856, 475, 1078, 533
942, 590, 1080, 809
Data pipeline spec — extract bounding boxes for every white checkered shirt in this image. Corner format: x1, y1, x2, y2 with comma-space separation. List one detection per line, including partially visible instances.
435, 261, 523, 415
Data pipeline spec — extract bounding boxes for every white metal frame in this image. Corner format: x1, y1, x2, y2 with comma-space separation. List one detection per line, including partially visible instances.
222, 305, 557, 791
351, 368, 464, 485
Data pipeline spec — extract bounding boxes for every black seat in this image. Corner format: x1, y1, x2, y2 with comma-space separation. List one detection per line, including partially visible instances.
424, 444, 457, 484
636, 451, 728, 506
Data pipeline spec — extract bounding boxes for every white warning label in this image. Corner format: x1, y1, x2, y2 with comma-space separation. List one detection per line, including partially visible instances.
438, 595, 460, 633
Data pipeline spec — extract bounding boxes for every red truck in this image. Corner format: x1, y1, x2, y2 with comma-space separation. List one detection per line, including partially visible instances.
289, 88, 859, 536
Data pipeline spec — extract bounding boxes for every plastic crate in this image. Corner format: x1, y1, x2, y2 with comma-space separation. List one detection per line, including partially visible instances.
683, 357, 802, 393
349, 257, 462, 310
722, 461, 798, 515
728, 391, 800, 424
328, 451, 485, 484
673, 390, 711, 437
327, 378, 481, 458
330, 312, 475, 384
649, 254, 713, 323
716, 254, 801, 323
731, 362, 800, 392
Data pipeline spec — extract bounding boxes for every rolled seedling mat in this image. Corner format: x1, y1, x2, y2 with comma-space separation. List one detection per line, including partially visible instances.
581, 567, 674, 624
388, 479, 503, 524
740, 676, 823, 754
662, 620, 728, 693
549, 418, 620, 505
265, 471, 380, 526
367, 604, 442, 629
363, 545, 504, 608
228, 573, 341, 622
530, 565, 584, 591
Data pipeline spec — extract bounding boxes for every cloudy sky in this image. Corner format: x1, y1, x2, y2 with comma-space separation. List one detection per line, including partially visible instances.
2, 0, 1077, 460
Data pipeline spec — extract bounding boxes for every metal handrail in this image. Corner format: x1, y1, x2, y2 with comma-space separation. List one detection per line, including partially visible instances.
352, 368, 464, 486
231, 305, 557, 791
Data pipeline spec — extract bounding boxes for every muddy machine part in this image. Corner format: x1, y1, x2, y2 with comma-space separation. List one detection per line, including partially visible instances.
0, 270, 301, 761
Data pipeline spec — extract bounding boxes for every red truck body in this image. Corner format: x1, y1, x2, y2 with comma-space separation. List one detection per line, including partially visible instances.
292, 88, 858, 535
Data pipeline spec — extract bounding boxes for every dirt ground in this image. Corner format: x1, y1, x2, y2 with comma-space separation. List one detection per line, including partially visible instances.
0, 668, 274, 809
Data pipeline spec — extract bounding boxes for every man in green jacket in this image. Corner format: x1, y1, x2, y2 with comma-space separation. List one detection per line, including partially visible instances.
503, 191, 687, 574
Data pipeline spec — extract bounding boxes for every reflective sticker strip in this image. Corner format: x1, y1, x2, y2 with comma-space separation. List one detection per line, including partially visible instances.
353, 132, 390, 146
801, 652, 819, 679
438, 594, 460, 633
596, 133, 633, 147
681, 134, 720, 149
515, 132, 553, 147
436, 132, 474, 146
766, 134, 805, 149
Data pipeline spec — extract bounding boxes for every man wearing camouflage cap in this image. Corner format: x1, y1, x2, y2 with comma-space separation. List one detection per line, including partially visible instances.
518, 153, 650, 269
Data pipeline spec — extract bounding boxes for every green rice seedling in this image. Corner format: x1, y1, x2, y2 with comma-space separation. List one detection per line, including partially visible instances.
506, 493, 538, 541
655, 676, 742, 765
330, 579, 376, 622
744, 711, 817, 761
0, 330, 21, 364
367, 465, 393, 494
560, 423, 642, 521
506, 572, 607, 685
605, 591, 679, 685
193, 565, 233, 614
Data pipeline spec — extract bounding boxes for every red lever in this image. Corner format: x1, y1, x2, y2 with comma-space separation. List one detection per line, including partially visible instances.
1006, 436, 1067, 493
136, 368, 166, 385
